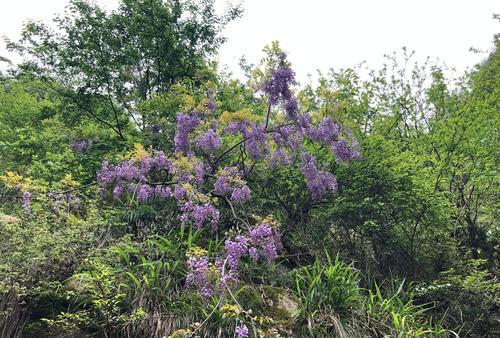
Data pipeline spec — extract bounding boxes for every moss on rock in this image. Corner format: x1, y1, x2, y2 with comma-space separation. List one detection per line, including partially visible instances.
235, 285, 301, 325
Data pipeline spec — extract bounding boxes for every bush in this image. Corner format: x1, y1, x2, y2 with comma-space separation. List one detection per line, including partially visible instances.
415, 259, 500, 337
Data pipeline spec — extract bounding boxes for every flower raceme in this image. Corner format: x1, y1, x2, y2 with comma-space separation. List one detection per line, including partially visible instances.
22, 191, 31, 211
262, 53, 299, 120
214, 167, 251, 203
195, 128, 221, 153
174, 112, 201, 154
300, 153, 338, 201
185, 223, 280, 300
235, 324, 249, 338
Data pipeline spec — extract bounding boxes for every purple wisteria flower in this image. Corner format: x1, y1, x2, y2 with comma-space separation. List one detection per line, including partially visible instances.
283, 96, 299, 119
300, 153, 338, 200
224, 121, 247, 135
235, 324, 249, 338
97, 152, 176, 202
97, 160, 139, 184
248, 224, 279, 262
192, 203, 220, 229
208, 100, 217, 113
174, 184, 187, 199
71, 139, 94, 153
248, 247, 259, 262
297, 114, 312, 136
136, 184, 153, 202
22, 191, 31, 211
331, 138, 361, 163
195, 129, 221, 153
194, 161, 205, 185
185, 255, 212, 299
214, 167, 251, 203
268, 149, 291, 168
180, 200, 220, 229
308, 118, 340, 144
249, 224, 273, 243
223, 223, 280, 270
218, 270, 237, 290
245, 124, 267, 159
230, 185, 251, 203
262, 67, 296, 106
225, 122, 268, 159
174, 112, 200, 154
154, 185, 172, 199
213, 169, 233, 195
261, 54, 299, 120
225, 235, 248, 270
262, 241, 278, 262
113, 185, 124, 199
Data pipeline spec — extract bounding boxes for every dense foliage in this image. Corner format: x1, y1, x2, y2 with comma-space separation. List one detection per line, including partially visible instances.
1, 1, 499, 337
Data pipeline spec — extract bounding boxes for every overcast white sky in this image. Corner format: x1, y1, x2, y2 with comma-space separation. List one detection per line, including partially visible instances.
1, 0, 498, 84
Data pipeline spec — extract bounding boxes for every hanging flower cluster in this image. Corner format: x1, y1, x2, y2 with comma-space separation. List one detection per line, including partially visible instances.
185, 219, 281, 300
214, 167, 251, 203
71, 138, 96, 153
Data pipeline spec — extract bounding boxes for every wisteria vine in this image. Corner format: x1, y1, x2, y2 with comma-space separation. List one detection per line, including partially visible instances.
96, 54, 360, 303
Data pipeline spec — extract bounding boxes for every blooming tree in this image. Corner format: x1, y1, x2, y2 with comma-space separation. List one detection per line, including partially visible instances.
96, 53, 360, 301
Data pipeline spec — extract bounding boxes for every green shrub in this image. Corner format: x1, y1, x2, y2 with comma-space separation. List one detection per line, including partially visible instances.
415, 259, 500, 337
